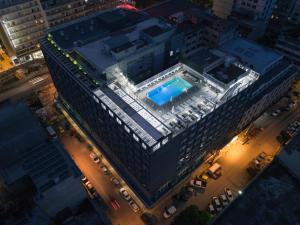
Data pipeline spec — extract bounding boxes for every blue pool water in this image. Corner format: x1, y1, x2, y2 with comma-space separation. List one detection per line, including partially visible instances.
147, 77, 192, 106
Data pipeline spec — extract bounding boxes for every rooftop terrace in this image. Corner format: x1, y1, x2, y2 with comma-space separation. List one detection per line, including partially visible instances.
106, 51, 259, 140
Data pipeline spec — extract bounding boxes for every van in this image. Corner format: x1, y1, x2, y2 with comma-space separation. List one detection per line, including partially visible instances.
208, 163, 222, 179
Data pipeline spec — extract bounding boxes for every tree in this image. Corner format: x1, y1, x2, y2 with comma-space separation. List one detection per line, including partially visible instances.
171, 205, 212, 225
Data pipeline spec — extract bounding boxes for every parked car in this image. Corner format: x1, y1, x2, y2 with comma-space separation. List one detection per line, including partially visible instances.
207, 203, 216, 215
89, 152, 100, 164
271, 109, 281, 117
129, 200, 140, 213
100, 165, 109, 175
87, 144, 94, 151
110, 198, 120, 210
190, 179, 206, 189
196, 174, 209, 183
110, 177, 120, 186
120, 188, 131, 201
219, 194, 229, 207
225, 188, 234, 201
81, 176, 89, 185
212, 197, 222, 212
256, 152, 267, 162
163, 206, 176, 219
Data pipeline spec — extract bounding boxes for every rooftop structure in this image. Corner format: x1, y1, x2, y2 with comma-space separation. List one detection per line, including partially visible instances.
104, 49, 259, 145
220, 37, 283, 74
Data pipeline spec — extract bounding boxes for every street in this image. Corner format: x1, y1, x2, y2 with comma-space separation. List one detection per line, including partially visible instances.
59, 95, 300, 225
0, 73, 52, 101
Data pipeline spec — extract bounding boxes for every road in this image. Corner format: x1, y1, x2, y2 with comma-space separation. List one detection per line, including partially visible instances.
59, 95, 300, 225
61, 134, 145, 225
0, 73, 52, 101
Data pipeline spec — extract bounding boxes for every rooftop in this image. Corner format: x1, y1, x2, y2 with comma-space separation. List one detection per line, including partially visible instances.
106, 50, 259, 140
0, 101, 76, 192
73, 17, 172, 72
213, 161, 300, 225
49, 8, 147, 49
277, 131, 300, 181
220, 38, 283, 74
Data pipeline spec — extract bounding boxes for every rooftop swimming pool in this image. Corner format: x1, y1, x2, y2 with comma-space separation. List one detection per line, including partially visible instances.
147, 77, 192, 106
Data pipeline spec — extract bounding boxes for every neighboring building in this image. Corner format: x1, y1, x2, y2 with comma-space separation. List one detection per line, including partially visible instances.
234, 0, 277, 21
84, 0, 120, 15
0, 0, 120, 64
40, 7, 271, 206
212, 160, 300, 225
39, 0, 86, 27
145, 0, 237, 56
276, 34, 300, 66
273, 0, 298, 21
220, 38, 298, 130
0, 101, 86, 217
0, 0, 47, 63
277, 131, 300, 181
212, 0, 235, 19
290, 0, 300, 25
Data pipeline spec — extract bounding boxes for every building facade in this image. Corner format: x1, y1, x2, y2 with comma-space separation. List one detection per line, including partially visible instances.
234, 0, 277, 21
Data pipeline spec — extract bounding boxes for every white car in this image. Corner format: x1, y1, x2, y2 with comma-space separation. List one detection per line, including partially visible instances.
219, 194, 229, 207
163, 205, 176, 219
129, 200, 140, 213
212, 197, 222, 212
120, 188, 131, 201
225, 188, 234, 201
110, 177, 120, 186
190, 179, 206, 188
271, 109, 281, 117
207, 203, 216, 215
89, 152, 100, 164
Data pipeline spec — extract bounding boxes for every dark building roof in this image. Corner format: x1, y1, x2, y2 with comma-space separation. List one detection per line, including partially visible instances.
0, 101, 77, 192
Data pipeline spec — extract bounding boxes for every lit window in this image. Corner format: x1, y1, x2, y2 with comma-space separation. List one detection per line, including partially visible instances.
124, 125, 130, 133
162, 137, 168, 145
116, 117, 122, 125
133, 134, 139, 142
108, 110, 114, 117
101, 103, 106, 110
152, 143, 161, 152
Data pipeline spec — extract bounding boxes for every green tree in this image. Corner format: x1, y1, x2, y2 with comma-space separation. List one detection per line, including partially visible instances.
171, 205, 212, 225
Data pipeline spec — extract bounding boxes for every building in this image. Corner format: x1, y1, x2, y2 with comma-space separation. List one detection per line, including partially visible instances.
212, 0, 235, 19
273, 0, 297, 21
0, 0, 47, 63
40, 7, 273, 206
212, 159, 300, 225
277, 131, 300, 181
234, 0, 277, 21
39, 0, 86, 27
145, 0, 237, 56
276, 34, 300, 66
289, 0, 300, 25
220, 38, 298, 130
0, 0, 120, 64
0, 101, 86, 217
